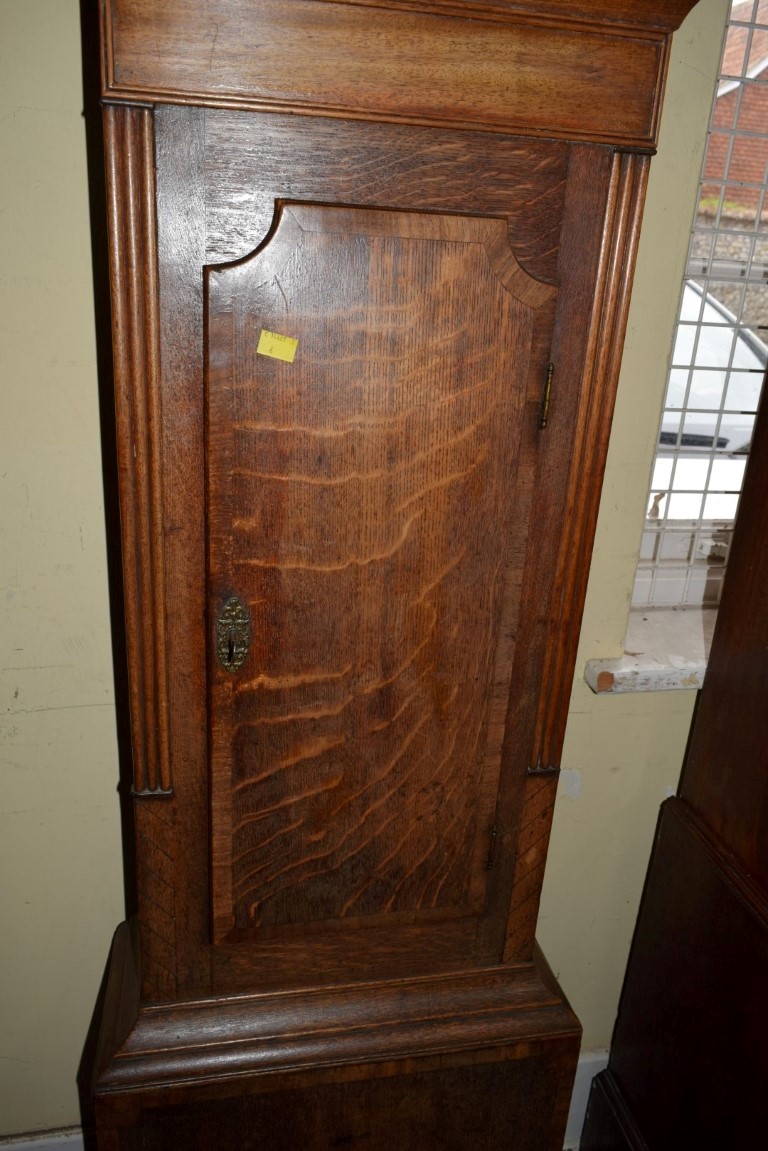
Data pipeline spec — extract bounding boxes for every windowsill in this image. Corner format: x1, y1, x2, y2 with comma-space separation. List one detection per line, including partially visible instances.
584, 607, 718, 694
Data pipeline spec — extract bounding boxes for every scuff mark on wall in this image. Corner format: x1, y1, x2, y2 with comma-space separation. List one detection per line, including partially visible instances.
559, 767, 583, 800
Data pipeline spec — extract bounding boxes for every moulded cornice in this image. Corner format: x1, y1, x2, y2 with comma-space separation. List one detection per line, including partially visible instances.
100, 0, 702, 148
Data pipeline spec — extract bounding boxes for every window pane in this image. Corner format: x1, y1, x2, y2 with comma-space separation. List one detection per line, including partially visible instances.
646, 491, 669, 519
651, 458, 674, 489
668, 493, 704, 519
746, 33, 768, 76
686, 567, 723, 606
724, 368, 761, 407
632, 571, 652, 606
700, 278, 736, 318
672, 458, 710, 490
685, 368, 727, 409
722, 183, 760, 225
635, 0, 767, 611
650, 569, 689, 605
694, 529, 732, 564
659, 411, 682, 448
697, 185, 722, 222
735, 86, 768, 138
638, 529, 659, 561
702, 132, 731, 193
695, 326, 735, 367
742, 284, 768, 329
672, 323, 697, 364
709, 457, 747, 489
703, 492, 739, 519
689, 229, 716, 270
682, 410, 723, 448
728, 133, 766, 194
710, 232, 752, 269
712, 91, 737, 131
721, 22, 747, 78
665, 368, 690, 409
659, 531, 693, 562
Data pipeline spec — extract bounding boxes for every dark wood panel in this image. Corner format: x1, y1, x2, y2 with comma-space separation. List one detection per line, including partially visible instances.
327, 0, 700, 30
203, 112, 569, 282
102, 0, 670, 146
476, 142, 618, 958
680, 375, 768, 886
92, 930, 579, 1097
104, 103, 180, 1002
93, 936, 580, 1149
152, 104, 212, 999
580, 1070, 646, 1151
92, 2, 687, 1146
103, 104, 171, 798
581, 208, 768, 1150
118, 1055, 573, 1151
584, 800, 768, 1150
503, 774, 558, 958
143, 100, 635, 991
532, 150, 650, 772
211, 917, 479, 991
206, 203, 557, 946
198, 110, 580, 986
133, 104, 641, 993
495, 149, 651, 959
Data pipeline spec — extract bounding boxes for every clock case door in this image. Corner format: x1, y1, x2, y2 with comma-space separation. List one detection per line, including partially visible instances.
109, 102, 647, 1001
206, 198, 557, 951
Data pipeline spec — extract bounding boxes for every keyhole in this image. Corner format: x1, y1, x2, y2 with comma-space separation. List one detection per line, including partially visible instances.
216, 596, 251, 672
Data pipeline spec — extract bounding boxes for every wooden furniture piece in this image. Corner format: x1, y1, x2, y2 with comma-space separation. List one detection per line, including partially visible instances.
90, 3, 700, 1147
580, 397, 768, 1145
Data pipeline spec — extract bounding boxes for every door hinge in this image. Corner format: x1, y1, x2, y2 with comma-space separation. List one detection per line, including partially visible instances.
539, 362, 554, 429
485, 825, 499, 870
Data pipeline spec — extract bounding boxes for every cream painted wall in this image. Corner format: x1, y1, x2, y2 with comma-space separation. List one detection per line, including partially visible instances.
0, 0, 728, 1137
0, 0, 124, 1137
538, 0, 730, 1048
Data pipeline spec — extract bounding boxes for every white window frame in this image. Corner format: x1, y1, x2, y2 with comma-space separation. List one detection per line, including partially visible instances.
632, 0, 768, 612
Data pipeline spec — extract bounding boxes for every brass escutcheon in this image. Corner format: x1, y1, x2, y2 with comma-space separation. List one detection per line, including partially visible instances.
216, 596, 251, 672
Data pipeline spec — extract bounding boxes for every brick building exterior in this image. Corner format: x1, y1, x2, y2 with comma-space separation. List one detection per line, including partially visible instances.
701, 0, 768, 212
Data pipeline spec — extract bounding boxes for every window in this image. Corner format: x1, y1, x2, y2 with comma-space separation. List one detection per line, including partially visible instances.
633, 0, 768, 610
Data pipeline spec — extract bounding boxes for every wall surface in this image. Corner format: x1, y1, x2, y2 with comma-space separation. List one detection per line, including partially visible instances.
538, 0, 730, 1049
0, 0, 124, 1136
0, 0, 728, 1137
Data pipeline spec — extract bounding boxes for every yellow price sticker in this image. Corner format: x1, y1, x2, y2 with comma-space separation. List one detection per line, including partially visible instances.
257, 329, 299, 363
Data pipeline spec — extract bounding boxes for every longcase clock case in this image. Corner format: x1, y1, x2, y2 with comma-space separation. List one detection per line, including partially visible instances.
91, 2, 701, 1147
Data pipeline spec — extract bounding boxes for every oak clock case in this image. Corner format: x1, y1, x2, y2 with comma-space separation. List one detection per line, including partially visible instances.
91, 2, 701, 1147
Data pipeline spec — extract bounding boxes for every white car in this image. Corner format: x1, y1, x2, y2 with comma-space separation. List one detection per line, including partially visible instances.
661, 280, 767, 456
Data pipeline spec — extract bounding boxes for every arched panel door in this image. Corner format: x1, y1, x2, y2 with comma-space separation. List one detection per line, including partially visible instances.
206, 202, 557, 967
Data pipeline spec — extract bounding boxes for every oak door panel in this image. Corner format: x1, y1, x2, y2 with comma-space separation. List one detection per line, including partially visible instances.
202, 112, 569, 284
206, 203, 557, 948
149, 105, 612, 994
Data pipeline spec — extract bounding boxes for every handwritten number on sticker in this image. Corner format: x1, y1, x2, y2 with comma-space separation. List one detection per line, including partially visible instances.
257, 329, 299, 363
